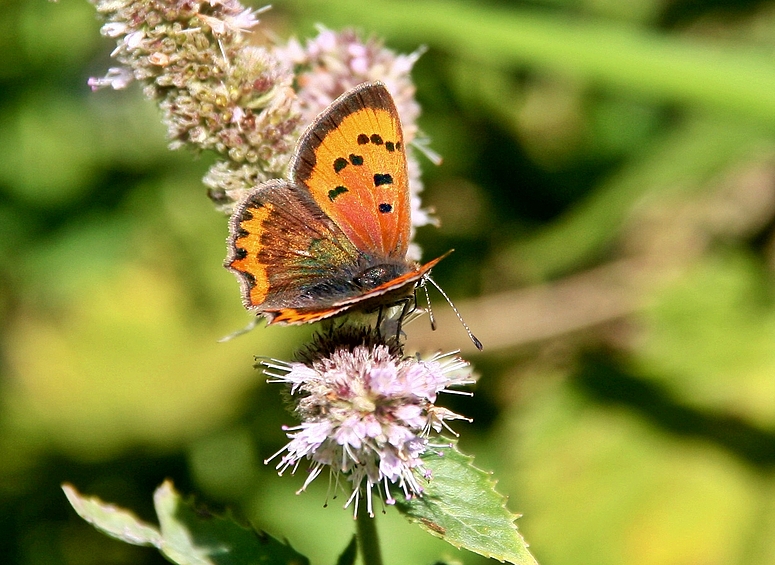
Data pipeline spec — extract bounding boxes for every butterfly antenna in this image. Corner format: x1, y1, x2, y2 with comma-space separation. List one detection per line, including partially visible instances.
425, 276, 483, 351
218, 316, 260, 342
421, 282, 437, 331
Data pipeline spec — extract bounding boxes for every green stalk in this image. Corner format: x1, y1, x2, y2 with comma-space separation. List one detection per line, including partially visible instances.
356, 498, 384, 565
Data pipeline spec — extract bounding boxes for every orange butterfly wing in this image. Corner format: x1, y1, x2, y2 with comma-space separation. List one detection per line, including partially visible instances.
291, 82, 411, 259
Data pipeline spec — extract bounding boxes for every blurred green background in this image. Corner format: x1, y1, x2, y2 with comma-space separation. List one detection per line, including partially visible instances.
4, 0, 775, 563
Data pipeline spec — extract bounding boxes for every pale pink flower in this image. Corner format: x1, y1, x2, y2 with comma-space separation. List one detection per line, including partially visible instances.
264, 330, 474, 517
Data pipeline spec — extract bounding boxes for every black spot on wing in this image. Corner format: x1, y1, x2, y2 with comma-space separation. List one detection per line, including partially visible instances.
328, 185, 349, 201
385, 141, 395, 152
357, 133, 369, 145
370, 134, 383, 145
333, 157, 348, 172
349, 154, 364, 166
374, 173, 393, 187
379, 203, 392, 213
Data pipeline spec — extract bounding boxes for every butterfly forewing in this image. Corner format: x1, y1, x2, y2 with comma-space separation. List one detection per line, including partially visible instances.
292, 83, 411, 260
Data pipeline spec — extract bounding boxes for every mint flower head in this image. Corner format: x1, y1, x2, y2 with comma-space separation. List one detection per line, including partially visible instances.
88, 1, 433, 229
88, 0, 300, 210
263, 329, 474, 517
280, 26, 422, 141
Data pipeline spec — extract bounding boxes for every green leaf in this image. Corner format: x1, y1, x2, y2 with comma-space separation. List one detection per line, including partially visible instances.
62, 483, 162, 547
64, 481, 310, 565
155, 480, 310, 565
395, 445, 538, 564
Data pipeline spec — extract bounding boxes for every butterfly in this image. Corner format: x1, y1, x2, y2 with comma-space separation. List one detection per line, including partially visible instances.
225, 82, 450, 329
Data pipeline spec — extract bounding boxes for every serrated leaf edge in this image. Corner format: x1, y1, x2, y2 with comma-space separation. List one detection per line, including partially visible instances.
405, 445, 538, 564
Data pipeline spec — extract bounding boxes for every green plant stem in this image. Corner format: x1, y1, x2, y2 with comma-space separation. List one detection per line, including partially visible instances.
356, 501, 384, 565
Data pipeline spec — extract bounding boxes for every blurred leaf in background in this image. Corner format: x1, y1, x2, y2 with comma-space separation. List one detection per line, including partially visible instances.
4, 0, 775, 564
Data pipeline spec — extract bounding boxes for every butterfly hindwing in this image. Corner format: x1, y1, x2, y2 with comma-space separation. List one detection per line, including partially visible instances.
291, 82, 411, 260
226, 179, 364, 317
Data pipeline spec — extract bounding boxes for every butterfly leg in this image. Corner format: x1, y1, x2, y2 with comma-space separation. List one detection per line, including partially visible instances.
375, 304, 395, 344
373, 298, 412, 345
392, 295, 416, 343
375, 305, 386, 334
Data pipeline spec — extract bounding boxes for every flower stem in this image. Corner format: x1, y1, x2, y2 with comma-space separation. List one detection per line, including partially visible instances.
356, 500, 384, 565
